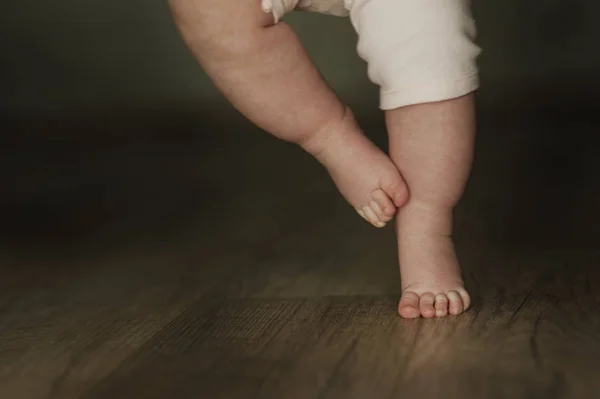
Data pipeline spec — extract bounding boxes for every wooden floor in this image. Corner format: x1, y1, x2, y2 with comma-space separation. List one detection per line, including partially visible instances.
2, 95, 600, 399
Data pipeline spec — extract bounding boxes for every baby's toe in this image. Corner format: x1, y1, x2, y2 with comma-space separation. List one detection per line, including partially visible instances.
419, 292, 436, 318
434, 294, 449, 317
381, 174, 409, 208
368, 201, 387, 227
361, 205, 384, 227
356, 208, 368, 222
456, 288, 471, 311
447, 290, 465, 315
398, 292, 420, 318
370, 189, 396, 220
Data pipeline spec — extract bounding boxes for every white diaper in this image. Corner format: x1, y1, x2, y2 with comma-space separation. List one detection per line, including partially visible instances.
263, 0, 481, 109
261, 0, 349, 23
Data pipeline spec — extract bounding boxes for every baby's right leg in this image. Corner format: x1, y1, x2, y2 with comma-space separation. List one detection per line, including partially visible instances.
347, 0, 480, 317
168, 0, 408, 226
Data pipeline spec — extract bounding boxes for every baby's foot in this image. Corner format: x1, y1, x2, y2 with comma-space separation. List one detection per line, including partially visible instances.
302, 107, 408, 227
396, 213, 470, 318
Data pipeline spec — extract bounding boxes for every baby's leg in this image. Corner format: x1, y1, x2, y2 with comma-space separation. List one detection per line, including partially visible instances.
168, 0, 408, 226
388, 96, 475, 318
348, 0, 480, 317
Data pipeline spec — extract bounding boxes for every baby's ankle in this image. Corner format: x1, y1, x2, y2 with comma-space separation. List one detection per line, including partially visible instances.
398, 200, 455, 237
298, 106, 354, 155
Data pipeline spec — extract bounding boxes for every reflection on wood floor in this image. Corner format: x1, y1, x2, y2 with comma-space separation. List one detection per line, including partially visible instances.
1, 96, 600, 398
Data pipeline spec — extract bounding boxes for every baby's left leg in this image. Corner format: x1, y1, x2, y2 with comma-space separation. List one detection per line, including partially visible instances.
348, 0, 481, 317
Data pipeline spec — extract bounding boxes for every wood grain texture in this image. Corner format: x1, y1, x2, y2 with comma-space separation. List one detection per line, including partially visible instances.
1, 97, 600, 398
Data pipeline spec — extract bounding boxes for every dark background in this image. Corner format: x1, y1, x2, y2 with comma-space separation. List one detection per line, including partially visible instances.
2, 0, 600, 281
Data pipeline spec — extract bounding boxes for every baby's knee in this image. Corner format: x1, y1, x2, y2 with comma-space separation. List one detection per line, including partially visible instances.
348, 0, 481, 110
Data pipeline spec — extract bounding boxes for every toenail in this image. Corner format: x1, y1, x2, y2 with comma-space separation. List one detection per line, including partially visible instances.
369, 201, 384, 217
357, 208, 367, 220
362, 206, 381, 226
457, 288, 471, 310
